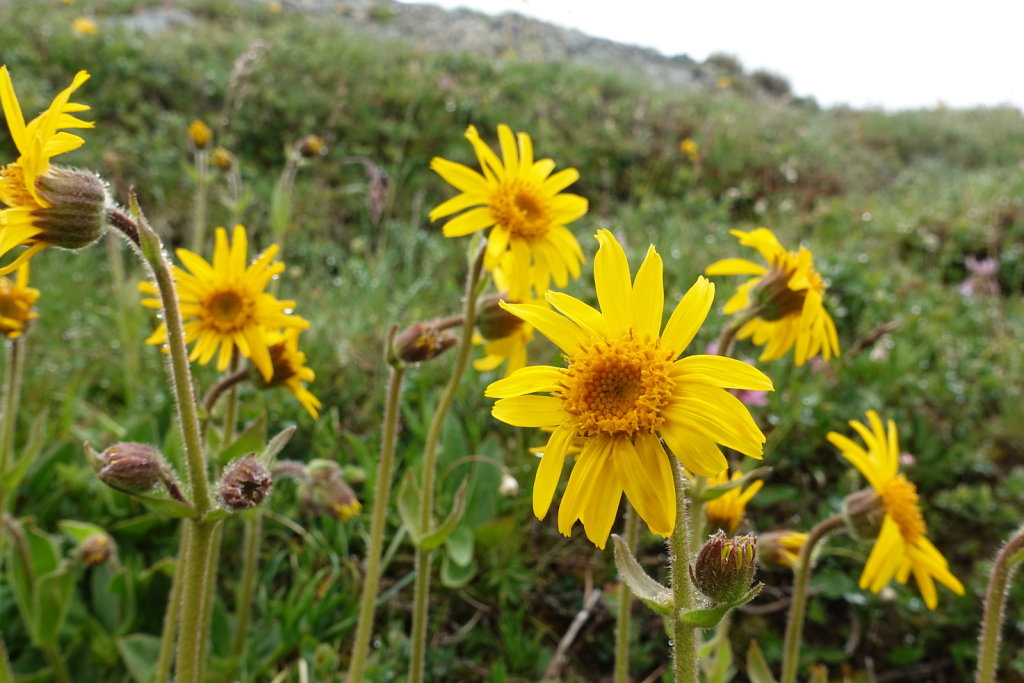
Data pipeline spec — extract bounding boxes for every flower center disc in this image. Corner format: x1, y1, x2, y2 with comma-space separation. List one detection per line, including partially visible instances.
559, 335, 674, 437
205, 290, 249, 331
492, 180, 549, 239
879, 475, 927, 542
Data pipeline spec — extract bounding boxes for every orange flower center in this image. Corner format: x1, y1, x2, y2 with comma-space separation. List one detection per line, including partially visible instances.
879, 475, 927, 543
491, 180, 550, 239
0, 163, 37, 209
559, 334, 674, 437
203, 289, 251, 332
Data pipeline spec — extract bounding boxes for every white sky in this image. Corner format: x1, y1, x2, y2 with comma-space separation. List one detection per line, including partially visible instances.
405, 0, 1024, 111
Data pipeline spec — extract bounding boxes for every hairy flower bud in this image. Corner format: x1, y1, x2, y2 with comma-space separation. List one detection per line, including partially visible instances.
32, 167, 109, 250
498, 472, 519, 498
98, 442, 164, 493
300, 459, 362, 521
218, 456, 272, 511
691, 531, 758, 604
297, 135, 326, 158
188, 119, 212, 149
475, 294, 525, 341
393, 321, 458, 364
842, 488, 887, 541
78, 533, 113, 566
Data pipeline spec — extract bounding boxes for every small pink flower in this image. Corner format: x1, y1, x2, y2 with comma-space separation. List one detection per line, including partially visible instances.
959, 255, 1000, 297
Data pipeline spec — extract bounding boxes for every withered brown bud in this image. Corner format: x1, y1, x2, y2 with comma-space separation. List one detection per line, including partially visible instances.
297, 135, 326, 158
218, 456, 272, 511
98, 442, 164, 493
79, 533, 113, 567
300, 459, 362, 521
691, 531, 758, 604
842, 488, 886, 541
393, 321, 458, 364
33, 167, 109, 250
475, 294, 525, 340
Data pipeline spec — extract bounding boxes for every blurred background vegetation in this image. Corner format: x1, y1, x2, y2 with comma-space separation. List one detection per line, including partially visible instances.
2, 0, 1024, 680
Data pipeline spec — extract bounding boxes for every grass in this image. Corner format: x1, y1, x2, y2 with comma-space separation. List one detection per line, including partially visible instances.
2, 0, 1024, 680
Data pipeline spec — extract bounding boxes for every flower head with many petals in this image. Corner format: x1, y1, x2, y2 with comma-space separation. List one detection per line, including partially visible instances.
429, 124, 588, 301
1, 67, 95, 273
706, 228, 839, 366
140, 225, 309, 381
486, 230, 773, 548
828, 410, 964, 609
260, 328, 321, 419
0, 263, 39, 338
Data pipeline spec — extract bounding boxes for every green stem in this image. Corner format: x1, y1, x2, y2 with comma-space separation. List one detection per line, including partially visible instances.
669, 458, 698, 683
232, 510, 263, 659
42, 645, 71, 683
197, 522, 223, 683
976, 523, 1024, 683
780, 514, 845, 683
190, 150, 210, 253
408, 243, 486, 683
347, 355, 407, 682
614, 504, 640, 683
154, 523, 191, 683
174, 519, 220, 682
221, 355, 241, 448
0, 338, 25, 520
715, 306, 763, 358
0, 632, 14, 683
688, 474, 706, 559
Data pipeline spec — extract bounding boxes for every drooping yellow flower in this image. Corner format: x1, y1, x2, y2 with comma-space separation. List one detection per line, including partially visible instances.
0, 263, 39, 338
704, 468, 764, 535
140, 225, 308, 381
760, 530, 807, 569
261, 328, 321, 419
828, 410, 964, 609
0, 67, 93, 273
429, 124, 588, 301
705, 228, 839, 366
486, 230, 773, 548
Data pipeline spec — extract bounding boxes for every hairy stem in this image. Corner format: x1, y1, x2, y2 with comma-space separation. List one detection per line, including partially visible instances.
190, 149, 210, 253
0, 338, 24, 542
408, 243, 485, 683
154, 524, 191, 683
976, 523, 1024, 683
232, 511, 263, 659
174, 519, 220, 682
780, 514, 845, 683
614, 504, 640, 683
669, 458, 698, 683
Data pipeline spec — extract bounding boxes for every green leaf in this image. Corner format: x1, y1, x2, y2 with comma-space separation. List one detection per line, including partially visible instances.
440, 553, 477, 588
611, 534, 672, 615
203, 508, 230, 523
705, 632, 734, 683
474, 515, 516, 548
132, 491, 196, 519
216, 414, 266, 466
445, 525, 474, 567
700, 466, 772, 502
0, 410, 49, 492
117, 633, 161, 683
58, 519, 107, 544
397, 467, 425, 545
32, 564, 75, 647
420, 476, 471, 551
257, 425, 297, 468
681, 603, 733, 629
745, 640, 777, 683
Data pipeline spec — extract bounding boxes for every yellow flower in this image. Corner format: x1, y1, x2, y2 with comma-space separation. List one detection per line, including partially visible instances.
704, 469, 763, 535
429, 124, 588, 301
0, 263, 39, 338
473, 262, 538, 377
140, 225, 308, 381
760, 530, 807, 569
828, 410, 964, 609
72, 17, 98, 36
188, 119, 212, 149
705, 227, 840, 366
680, 138, 700, 164
0, 67, 93, 273
486, 230, 773, 548
261, 328, 321, 419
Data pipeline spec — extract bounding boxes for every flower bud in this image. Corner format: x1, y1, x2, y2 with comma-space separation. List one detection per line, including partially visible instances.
842, 488, 886, 541
98, 442, 164, 493
218, 456, 272, 511
498, 472, 519, 497
393, 321, 458, 364
188, 119, 212, 149
691, 531, 758, 604
475, 294, 524, 341
758, 530, 807, 569
297, 135, 326, 158
78, 533, 113, 566
209, 146, 235, 171
300, 459, 361, 521
32, 167, 109, 250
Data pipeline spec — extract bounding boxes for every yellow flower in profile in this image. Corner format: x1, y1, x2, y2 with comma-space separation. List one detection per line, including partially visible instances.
188, 119, 212, 149
486, 230, 773, 548
0, 263, 39, 338
828, 410, 964, 609
72, 17, 98, 36
704, 469, 763, 534
705, 228, 839, 366
473, 261, 539, 377
140, 225, 308, 381
429, 124, 588, 301
760, 530, 807, 569
261, 328, 322, 419
0, 67, 93, 273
